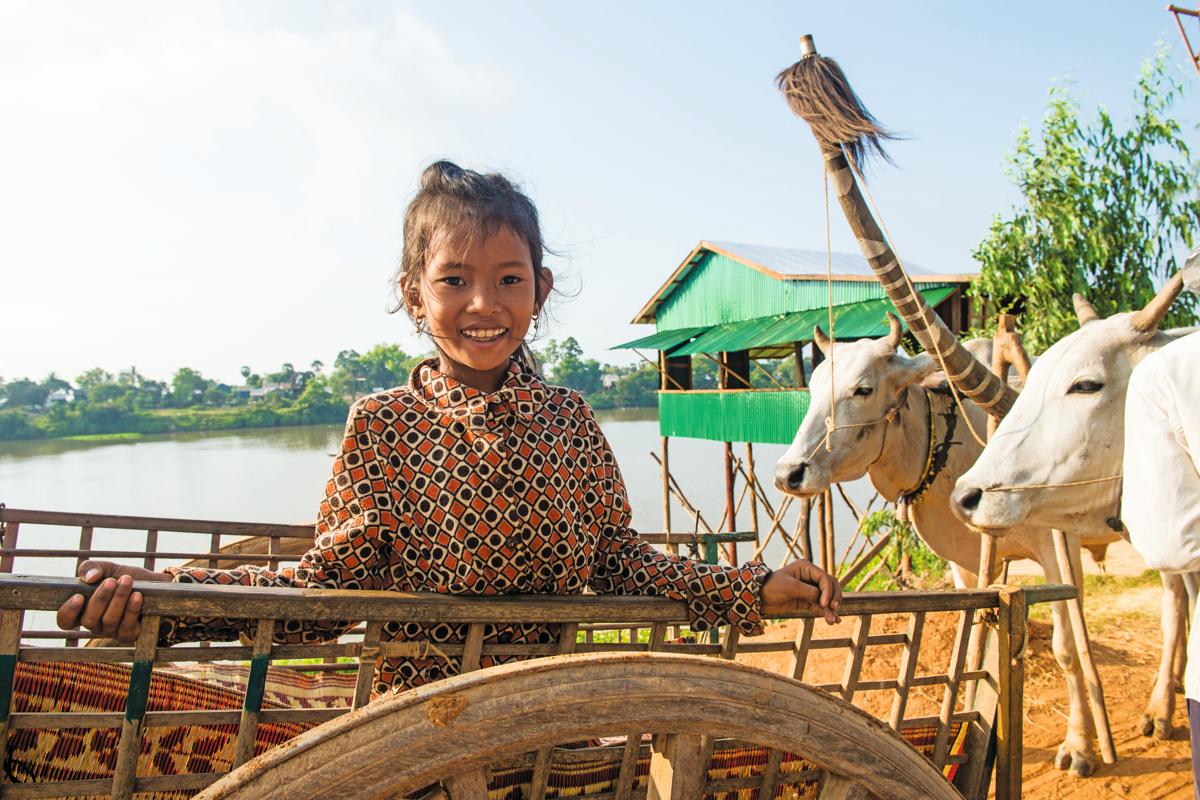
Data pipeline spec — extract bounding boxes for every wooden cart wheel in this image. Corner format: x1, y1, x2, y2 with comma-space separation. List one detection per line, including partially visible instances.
195, 652, 960, 800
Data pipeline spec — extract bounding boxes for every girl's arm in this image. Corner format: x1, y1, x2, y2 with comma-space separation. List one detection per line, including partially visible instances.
59, 398, 402, 645
162, 397, 403, 644
577, 401, 772, 635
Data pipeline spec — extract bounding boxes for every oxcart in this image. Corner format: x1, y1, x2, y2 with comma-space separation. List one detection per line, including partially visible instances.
0, 507, 1072, 799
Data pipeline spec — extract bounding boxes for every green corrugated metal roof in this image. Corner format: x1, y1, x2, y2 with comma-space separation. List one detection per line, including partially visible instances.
610, 326, 709, 352
669, 286, 956, 356
659, 389, 811, 445
638, 241, 974, 326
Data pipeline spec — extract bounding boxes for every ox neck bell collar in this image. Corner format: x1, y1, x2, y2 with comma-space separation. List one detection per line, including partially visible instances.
897, 389, 958, 518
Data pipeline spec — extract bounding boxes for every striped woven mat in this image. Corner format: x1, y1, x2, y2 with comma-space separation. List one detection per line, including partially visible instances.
4, 662, 967, 799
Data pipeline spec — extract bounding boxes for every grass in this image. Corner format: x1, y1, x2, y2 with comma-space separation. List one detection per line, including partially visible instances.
1009, 569, 1162, 622
61, 431, 145, 443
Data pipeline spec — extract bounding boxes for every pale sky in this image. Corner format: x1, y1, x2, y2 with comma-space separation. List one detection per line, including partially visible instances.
3, 1, 1196, 386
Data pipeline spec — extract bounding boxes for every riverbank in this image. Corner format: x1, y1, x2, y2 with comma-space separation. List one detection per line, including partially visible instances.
0, 400, 351, 442
0, 396, 659, 443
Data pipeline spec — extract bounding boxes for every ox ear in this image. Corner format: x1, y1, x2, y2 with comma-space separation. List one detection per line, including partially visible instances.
813, 325, 833, 355
894, 352, 939, 391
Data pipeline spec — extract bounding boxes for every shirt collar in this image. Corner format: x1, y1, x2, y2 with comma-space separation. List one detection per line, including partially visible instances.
411, 357, 547, 429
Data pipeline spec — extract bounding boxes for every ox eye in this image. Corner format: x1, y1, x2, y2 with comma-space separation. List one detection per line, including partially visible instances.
1068, 379, 1104, 395
853, 386, 874, 397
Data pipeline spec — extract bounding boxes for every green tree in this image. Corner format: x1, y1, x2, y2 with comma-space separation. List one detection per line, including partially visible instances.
117, 367, 141, 388
4, 379, 48, 409
170, 367, 209, 407
90, 383, 127, 403
608, 363, 660, 407
76, 368, 113, 391
540, 337, 603, 394
359, 344, 412, 391
333, 349, 364, 398
971, 51, 1200, 353
41, 373, 71, 394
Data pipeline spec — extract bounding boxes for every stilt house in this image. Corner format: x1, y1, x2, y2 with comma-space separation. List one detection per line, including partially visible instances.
614, 240, 975, 445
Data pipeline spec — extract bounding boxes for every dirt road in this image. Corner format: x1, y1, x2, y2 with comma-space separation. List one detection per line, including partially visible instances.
741, 542, 1193, 798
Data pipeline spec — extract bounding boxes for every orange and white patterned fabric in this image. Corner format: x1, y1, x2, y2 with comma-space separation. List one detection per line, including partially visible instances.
163, 359, 769, 698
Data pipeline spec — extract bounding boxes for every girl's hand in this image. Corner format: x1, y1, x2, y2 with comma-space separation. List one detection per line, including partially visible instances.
56, 561, 172, 643
760, 560, 842, 625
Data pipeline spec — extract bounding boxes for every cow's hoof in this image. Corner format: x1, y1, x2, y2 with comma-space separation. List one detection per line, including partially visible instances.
1154, 718, 1174, 740
1055, 743, 1097, 777
1138, 713, 1172, 739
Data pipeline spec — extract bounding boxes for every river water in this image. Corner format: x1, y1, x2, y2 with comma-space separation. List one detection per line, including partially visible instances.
0, 408, 874, 575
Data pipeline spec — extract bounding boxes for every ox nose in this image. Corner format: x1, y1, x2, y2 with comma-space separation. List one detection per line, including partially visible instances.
952, 485, 983, 518
780, 462, 807, 492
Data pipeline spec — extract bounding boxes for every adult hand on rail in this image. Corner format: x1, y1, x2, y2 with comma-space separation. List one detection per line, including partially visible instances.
55, 560, 171, 643
760, 560, 842, 625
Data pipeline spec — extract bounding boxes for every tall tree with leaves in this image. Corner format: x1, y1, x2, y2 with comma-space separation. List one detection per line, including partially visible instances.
971, 50, 1200, 353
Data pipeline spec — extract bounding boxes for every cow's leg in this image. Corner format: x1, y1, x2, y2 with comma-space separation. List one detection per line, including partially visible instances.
1036, 540, 1100, 777
948, 561, 975, 590
1141, 572, 1187, 739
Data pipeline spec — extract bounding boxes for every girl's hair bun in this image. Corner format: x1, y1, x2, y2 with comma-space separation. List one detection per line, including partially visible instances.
420, 160, 466, 191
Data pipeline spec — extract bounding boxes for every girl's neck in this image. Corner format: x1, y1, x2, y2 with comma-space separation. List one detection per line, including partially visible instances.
436, 352, 512, 394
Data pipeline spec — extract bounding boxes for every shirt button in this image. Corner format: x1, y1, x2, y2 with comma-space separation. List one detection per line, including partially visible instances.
488, 473, 508, 489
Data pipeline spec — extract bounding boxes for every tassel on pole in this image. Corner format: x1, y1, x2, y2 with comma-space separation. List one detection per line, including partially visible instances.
776, 34, 897, 169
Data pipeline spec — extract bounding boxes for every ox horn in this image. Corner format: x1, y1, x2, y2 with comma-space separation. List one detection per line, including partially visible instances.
884, 312, 903, 350
1130, 272, 1183, 334
1073, 293, 1099, 326
813, 324, 832, 355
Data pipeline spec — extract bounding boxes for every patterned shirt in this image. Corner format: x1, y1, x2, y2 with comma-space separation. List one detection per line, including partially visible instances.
162, 359, 770, 697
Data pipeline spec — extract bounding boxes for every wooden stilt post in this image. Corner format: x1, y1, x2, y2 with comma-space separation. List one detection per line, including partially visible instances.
799, 498, 813, 561
723, 442, 737, 564
825, 488, 838, 572
817, 491, 833, 573
745, 443, 760, 548
661, 436, 675, 555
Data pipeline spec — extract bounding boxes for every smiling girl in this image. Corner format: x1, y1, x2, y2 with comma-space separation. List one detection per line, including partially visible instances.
57, 160, 841, 698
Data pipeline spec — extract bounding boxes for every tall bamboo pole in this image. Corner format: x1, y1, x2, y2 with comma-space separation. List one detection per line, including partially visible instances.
778, 35, 1017, 419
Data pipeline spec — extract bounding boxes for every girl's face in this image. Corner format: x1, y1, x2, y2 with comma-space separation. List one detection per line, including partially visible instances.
411, 225, 551, 393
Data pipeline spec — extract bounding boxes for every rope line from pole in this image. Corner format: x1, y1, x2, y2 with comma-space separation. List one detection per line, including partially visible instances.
988, 474, 1122, 492
823, 163, 837, 451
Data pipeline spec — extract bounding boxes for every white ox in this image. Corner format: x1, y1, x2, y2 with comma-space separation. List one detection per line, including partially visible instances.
774, 314, 1117, 777
952, 279, 1196, 748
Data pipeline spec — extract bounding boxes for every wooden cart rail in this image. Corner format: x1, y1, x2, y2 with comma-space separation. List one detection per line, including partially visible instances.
0, 574, 1072, 800
0, 505, 754, 574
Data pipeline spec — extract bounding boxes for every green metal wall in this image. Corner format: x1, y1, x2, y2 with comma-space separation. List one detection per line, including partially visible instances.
658, 390, 811, 445
656, 252, 897, 328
